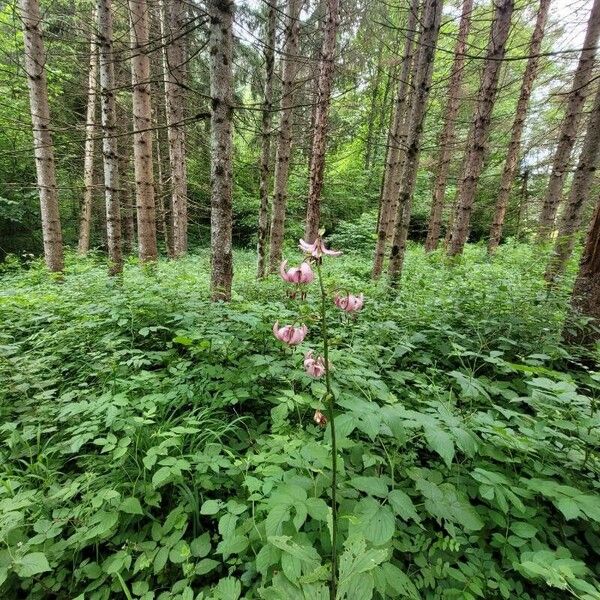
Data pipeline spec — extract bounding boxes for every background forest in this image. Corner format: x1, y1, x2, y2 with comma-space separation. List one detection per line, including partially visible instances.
1, 0, 600, 599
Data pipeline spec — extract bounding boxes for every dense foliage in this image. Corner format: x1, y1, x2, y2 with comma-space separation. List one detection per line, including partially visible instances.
1, 244, 599, 599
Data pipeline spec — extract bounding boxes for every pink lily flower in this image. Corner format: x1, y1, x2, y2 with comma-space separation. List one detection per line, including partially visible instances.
313, 410, 327, 427
304, 350, 327, 378
280, 260, 315, 284
334, 293, 364, 313
272, 321, 308, 345
299, 237, 342, 258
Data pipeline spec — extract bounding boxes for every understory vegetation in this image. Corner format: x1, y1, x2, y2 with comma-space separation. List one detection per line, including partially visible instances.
1, 243, 599, 599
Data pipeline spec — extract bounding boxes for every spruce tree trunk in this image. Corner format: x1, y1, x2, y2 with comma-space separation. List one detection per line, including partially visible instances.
257, 0, 277, 278
120, 150, 135, 254
424, 0, 473, 252
98, 0, 123, 274
387, 0, 444, 285
537, 0, 600, 242
545, 81, 600, 283
447, 0, 514, 257
129, 0, 158, 262
268, 0, 303, 272
372, 0, 420, 279
161, 0, 188, 257
208, 0, 234, 301
20, 0, 64, 272
488, 0, 550, 253
78, 16, 98, 255
304, 0, 340, 242
569, 197, 600, 345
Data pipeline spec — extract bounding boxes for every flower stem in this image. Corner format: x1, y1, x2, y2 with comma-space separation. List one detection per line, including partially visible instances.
316, 259, 337, 600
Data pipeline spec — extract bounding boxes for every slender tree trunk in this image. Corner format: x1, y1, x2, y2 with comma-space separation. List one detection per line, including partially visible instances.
20, 0, 64, 272
447, 0, 514, 257
364, 43, 383, 173
78, 16, 98, 255
161, 0, 188, 257
537, 0, 600, 242
545, 81, 600, 283
120, 150, 135, 254
304, 0, 340, 242
97, 0, 123, 274
208, 0, 234, 301
129, 0, 158, 262
515, 168, 529, 241
257, 0, 277, 278
387, 0, 444, 285
569, 196, 600, 345
372, 0, 420, 279
154, 129, 172, 255
268, 0, 303, 272
488, 0, 551, 253
424, 0, 473, 252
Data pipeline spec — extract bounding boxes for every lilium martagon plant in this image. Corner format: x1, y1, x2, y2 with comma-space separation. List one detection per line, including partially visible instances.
271, 229, 364, 600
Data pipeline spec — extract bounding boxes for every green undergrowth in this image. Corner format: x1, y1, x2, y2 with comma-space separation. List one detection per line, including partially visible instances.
0, 243, 598, 599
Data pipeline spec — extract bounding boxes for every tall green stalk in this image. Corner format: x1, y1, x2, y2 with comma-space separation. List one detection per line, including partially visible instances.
316, 259, 338, 600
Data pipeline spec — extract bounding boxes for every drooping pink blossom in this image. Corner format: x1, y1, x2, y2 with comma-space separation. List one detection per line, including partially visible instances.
303, 350, 327, 378
313, 410, 327, 427
334, 292, 364, 313
299, 237, 342, 258
279, 260, 315, 284
272, 321, 308, 345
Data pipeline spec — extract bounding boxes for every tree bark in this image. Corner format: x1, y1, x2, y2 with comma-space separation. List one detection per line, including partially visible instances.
569, 196, 600, 345
98, 0, 123, 274
78, 15, 98, 255
161, 0, 188, 257
424, 0, 473, 252
447, 0, 514, 257
387, 0, 444, 285
20, 0, 64, 272
304, 0, 340, 242
129, 0, 158, 262
372, 0, 420, 279
537, 0, 600, 242
268, 0, 303, 272
488, 0, 550, 253
545, 81, 600, 283
208, 0, 234, 301
257, 0, 277, 278
120, 150, 135, 254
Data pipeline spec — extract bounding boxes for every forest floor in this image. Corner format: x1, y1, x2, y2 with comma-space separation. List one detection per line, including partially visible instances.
1, 243, 599, 600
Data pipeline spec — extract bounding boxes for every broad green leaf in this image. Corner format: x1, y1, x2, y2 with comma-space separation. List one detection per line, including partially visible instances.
423, 425, 455, 467
200, 499, 223, 515
14, 552, 51, 577
120, 497, 143, 515
387, 489, 420, 523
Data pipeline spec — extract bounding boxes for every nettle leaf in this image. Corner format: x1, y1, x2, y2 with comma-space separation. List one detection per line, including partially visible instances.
169, 540, 191, 564
214, 576, 242, 600
190, 533, 211, 558
306, 497, 330, 522
256, 542, 281, 575
510, 522, 538, 539
355, 497, 396, 546
267, 536, 321, 583
387, 489, 420, 523
337, 536, 388, 599
265, 504, 291, 537
423, 425, 455, 467
119, 497, 143, 515
14, 552, 51, 578
416, 479, 483, 531
381, 563, 420, 599
349, 476, 389, 498
200, 499, 224, 515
